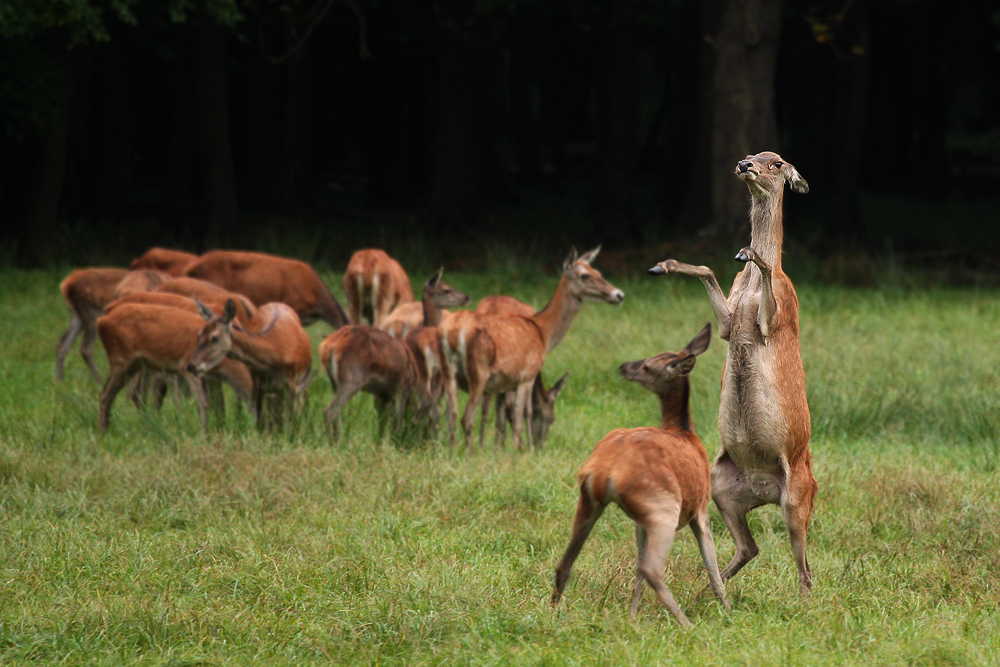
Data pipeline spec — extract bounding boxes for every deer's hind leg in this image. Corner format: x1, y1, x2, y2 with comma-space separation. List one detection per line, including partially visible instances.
551, 486, 606, 607
56, 312, 84, 381
711, 452, 766, 583
635, 504, 690, 627
689, 510, 730, 611
781, 457, 818, 596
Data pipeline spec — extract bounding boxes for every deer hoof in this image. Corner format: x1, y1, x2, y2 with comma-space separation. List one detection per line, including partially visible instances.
735, 247, 756, 263
648, 265, 666, 276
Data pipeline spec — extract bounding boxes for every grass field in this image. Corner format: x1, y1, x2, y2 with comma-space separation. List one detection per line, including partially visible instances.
1, 265, 999, 666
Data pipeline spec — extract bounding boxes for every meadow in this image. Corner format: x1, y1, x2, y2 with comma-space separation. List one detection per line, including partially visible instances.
1, 264, 999, 666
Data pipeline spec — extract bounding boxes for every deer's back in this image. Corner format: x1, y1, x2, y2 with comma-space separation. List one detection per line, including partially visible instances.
186, 251, 324, 312
580, 427, 711, 527
61, 268, 130, 313
247, 303, 312, 377
97, 304, 205, 370
440, 311, 546, 389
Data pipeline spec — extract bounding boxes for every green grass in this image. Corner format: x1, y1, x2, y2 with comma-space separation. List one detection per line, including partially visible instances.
1, 267, 999, 665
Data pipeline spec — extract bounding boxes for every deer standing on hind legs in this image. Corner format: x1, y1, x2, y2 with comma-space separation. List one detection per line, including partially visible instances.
439, 246, 624, 451
649, 151, 817, 596
550, 324, 729, 626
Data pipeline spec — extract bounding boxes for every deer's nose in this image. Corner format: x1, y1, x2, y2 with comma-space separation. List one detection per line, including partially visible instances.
186, 363, 197, 374
737, 161, 752, 173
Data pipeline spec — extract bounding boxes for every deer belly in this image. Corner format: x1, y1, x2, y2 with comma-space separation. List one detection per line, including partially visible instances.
718, 354, 790, 468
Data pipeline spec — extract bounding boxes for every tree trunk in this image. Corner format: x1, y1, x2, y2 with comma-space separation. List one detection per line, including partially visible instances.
429, 30, 480, 235
593, 3, 640, 246
26, 49, 72, 266
706, 0, 786, 242
195, 24, 239, 245
280, 53, 314, 213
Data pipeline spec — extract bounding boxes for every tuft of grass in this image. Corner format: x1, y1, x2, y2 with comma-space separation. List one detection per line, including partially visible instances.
1, 267, 999, 665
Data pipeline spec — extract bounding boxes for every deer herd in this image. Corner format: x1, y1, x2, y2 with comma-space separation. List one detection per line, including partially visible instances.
55, 152, 816, 624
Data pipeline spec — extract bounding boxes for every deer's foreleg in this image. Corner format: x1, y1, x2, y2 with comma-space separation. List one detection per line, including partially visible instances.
735, 247, 777, 338
649, 260, 733, 339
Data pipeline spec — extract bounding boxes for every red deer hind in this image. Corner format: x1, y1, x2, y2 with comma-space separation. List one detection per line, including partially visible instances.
551, 324, 729, 626
188, 299, 313, 430
439, 246, 624, 450
183, 250, 349, 329
649, 150, 817, 595
343, 248, 414, 328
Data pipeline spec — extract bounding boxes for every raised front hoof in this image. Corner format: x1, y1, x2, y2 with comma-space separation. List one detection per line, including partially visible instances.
735, 247, 757, 263
648, 259, 679, 276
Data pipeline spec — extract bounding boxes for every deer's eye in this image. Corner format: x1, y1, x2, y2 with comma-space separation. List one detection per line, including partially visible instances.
773, 161, 783, 169
211, 335, 219, 343
580, 273, 591, 281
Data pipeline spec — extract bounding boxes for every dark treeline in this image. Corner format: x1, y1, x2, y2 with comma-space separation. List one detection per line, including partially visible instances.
1, 0, 998, 275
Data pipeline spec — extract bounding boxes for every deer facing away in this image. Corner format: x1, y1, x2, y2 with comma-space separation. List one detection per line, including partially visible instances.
649, 150, 817, 595
343, 248, 414, 328
551, 324, 729, 627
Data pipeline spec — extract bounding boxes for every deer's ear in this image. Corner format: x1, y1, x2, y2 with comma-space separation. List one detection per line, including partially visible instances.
674, 356, 698, 375
427, 267, 443, 288
563, 247, 579, 272
786, 164, 809, 194
684, 323, 712, 357
222, 299, 237, 325
195, 297, 216, 322
579, 245, 601, 265
548, 372, 569, 401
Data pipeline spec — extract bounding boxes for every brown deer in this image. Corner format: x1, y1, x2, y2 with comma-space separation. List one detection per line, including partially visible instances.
439, 246, 624, 450
183, 250, 350, 328
649, 151, 817, 595
551, 324, 729, 627
156, 277, 257, 326
320, 269, 470, 438
343, 248, 414, 328
56, 268, 170, 382
188, 299, 313, 430
473, 296, 567, 448
129, 247, 199, 276
96, 303, 253, 434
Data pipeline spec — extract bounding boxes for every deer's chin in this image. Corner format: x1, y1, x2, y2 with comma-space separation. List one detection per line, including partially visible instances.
738, 171, 758, 182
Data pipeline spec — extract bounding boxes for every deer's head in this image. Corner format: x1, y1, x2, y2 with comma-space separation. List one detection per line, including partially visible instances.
187, 298, 237, 376
424, 268, 471, 309
530, 372, 569, 445
562, 246, 625, 305
735, 151, 809, 199
619, 324, 711, 394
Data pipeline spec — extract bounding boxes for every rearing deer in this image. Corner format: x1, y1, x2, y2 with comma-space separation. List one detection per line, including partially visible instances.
551, 324, 729, 626
649, 151, 817, 595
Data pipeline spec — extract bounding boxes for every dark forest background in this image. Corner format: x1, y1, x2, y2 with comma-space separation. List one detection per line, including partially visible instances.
1, 0, 998, 283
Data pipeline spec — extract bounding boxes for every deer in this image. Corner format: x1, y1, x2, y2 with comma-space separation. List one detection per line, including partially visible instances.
183, 250, 350, 329
320, 269, 470, 438
187, 299, 314, 431
343, 248, 414, 328
56, 268, 171, 382
129, 247, 199, 276
104, 291, 257, 417
648, 150, 817, 595
550, 324, 729, 627
96, 303, 254, 434
473, 295, 568, 448
439, 246, 624, 450
156, 277, 257, 326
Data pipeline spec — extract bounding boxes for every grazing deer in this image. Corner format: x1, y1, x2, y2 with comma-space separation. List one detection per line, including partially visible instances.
96, 303, 253, 434
343, 248, 414, 328
183, 250, 350, 328
57, 268, 169, 382
551, 324, 729, 627
320, 269, 470, 438
188, 299, 313, 430
129, 247, 199, 276
156, 277, 257, 327
440, 246, 624, 450
649, 151, 817, 595
473, 296, 568, 448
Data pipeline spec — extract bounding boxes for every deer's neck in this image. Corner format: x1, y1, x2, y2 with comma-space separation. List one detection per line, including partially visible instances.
529, 276, 582, 351
749, 189, 785, 271
421, 294, 443, 327
229, 327, 280, 372
658, 380, 693, 433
